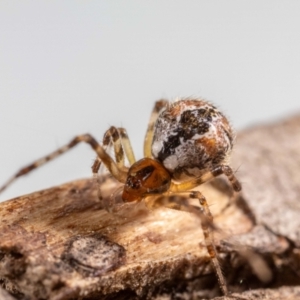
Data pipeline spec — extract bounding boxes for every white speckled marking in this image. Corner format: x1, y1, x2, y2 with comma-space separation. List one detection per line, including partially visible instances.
151, 98, 234, 179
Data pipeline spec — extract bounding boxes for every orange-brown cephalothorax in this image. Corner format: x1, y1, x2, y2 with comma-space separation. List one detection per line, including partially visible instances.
122, 158, 171, 202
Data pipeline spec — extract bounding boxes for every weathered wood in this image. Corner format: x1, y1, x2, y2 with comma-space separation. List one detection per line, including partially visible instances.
1, 114, 300, 299
232, 115, 300, 246
214, 286, 300, 300
154, 286, 300, 300
0, 177, 251, 299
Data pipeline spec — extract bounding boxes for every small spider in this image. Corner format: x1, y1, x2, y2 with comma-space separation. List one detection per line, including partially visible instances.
0, 98, 241, 296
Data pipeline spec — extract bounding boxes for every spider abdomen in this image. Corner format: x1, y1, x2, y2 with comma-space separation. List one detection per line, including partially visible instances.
151, 99, 234, 179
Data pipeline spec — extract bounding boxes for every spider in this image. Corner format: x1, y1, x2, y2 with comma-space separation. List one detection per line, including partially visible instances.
0, 98, 241, 296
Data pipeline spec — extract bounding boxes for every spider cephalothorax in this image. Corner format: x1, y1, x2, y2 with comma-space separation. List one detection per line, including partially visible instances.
122, 157, 171, 202
0, 98, 241, 296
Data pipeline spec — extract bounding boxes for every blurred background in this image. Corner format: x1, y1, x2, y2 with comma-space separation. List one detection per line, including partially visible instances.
0, 1, 299, 201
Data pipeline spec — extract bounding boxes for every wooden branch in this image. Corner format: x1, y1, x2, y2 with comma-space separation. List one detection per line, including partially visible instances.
1, 114, 300, 299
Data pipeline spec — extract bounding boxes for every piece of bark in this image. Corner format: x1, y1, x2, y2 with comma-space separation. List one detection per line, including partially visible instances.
0, 177, 249, 300
0, 286, 17, 300
0, 115, 300, 299
155, 286, 300, 300
232, 115, 300, 246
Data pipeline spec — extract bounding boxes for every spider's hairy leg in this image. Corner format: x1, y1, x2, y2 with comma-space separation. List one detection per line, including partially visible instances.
190, 190, 228, 296
211, 165, 241, 192
118, 128, 136, 165
144, 99, 169, 158
92, 127, 136, 174
145, 191, 228, 296
171, 165, 242, 193
91, 126, 136, 202
91, 126, 118, 202
92, 127, 124, 174
0, 134, 128, 195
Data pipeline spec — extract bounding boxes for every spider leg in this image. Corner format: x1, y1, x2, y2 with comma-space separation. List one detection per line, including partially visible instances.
118, 128, 136, 165
0, 134, 128, 195
211, 165, 241, 192
145, 190, 228, 296
90, 128, 114, 202
92, 126, 136, 174
165, 165, 241, 296
190, 190, 228, 296
91, 126, 136, 202
92, 127, 123, 174
144, 99, 169, 158
171, 164, 241, 193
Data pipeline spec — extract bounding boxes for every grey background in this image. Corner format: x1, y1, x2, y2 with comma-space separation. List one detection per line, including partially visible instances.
0, 1, 299, 201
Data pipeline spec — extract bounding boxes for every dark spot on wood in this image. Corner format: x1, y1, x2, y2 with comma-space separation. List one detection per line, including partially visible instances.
62, 234, 126, 276
69, 188, 78, 194
51, 280, 66, 291
0, 247, 27, 278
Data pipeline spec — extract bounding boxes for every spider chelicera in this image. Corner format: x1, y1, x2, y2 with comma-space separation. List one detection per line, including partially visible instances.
0, 98, 241, 296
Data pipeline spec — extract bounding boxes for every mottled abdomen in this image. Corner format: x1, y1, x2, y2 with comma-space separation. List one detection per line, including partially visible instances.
151, 99, 234, 179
